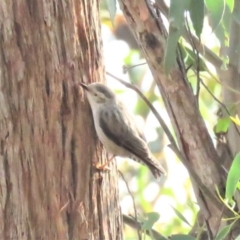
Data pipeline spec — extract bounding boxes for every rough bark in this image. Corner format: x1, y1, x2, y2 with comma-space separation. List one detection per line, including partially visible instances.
119, 0, 231, 237
0, 0, 122, 239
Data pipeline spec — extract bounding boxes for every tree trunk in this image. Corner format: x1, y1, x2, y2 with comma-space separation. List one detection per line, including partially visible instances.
0, 0, 122, 239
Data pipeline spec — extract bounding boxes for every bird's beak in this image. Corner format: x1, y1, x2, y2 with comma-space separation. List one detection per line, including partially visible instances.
79, 82, 89, 91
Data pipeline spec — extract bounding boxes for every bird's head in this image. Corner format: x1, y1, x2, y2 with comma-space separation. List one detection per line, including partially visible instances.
80, 83, 116, 107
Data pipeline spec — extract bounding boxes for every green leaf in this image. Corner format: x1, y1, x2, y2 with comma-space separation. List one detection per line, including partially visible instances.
225, 152, 240, 201
230, 115, 240, 126
169, 234, 196, 240
141, 212, 160, 231
214, 23, 227, 47
164, 0, 190, 73
205, 0, 225, 31
215, 221, 236, 240
215, 117, 231, 133
105, 0, 116, 25
214, 4, 231, 48
189, 0, 204, 37
171, 205, 192, 227
226, 0, 234, 12
237, 181, 240, 190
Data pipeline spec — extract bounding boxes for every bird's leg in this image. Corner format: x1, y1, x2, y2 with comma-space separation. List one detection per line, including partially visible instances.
94, 154, 115, 170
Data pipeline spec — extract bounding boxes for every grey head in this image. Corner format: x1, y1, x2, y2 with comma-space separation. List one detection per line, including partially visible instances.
80, 83, 116, 107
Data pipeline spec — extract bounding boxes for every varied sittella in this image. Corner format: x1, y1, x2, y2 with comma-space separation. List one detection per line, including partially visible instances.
80, 82, 166, 179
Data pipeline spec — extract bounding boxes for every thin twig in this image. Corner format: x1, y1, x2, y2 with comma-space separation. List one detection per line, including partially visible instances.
123, 62, 147, 73
118, 170, 141, 240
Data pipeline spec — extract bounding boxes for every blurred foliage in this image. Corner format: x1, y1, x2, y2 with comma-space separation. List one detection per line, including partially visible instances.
100, 0, 240, 239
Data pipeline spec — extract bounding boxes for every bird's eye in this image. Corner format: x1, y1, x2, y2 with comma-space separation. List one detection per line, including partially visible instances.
94, 93, 98, 97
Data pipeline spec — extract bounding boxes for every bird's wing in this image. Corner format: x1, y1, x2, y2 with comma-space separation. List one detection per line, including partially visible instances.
99, 102, 150, 161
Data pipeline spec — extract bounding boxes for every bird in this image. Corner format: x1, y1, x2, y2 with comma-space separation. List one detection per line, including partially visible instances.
79, 82, 166, 179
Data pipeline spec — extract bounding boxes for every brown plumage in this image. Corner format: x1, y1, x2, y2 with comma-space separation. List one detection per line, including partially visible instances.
80, 82, 166, 179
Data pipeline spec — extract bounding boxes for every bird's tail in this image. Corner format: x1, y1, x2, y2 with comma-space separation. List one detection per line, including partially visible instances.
130, 154, 166, 179
148, 159, 166, 180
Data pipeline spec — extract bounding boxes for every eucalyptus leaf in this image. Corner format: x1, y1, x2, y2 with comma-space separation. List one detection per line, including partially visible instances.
205, 0, 225, 31
215, 221, 236, 240
141, 212, 160, 231
171, 205, 192, 227
189, 0, 204, 37
164, 0, 190, 73
214, 4, 231, 48
215, 117, 231, 133
225, 152, 240, 202
226, 0, 234, 12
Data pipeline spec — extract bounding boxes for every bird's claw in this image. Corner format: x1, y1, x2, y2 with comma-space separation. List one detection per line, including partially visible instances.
93, 155, 115, 171
94, 162, 111, 171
